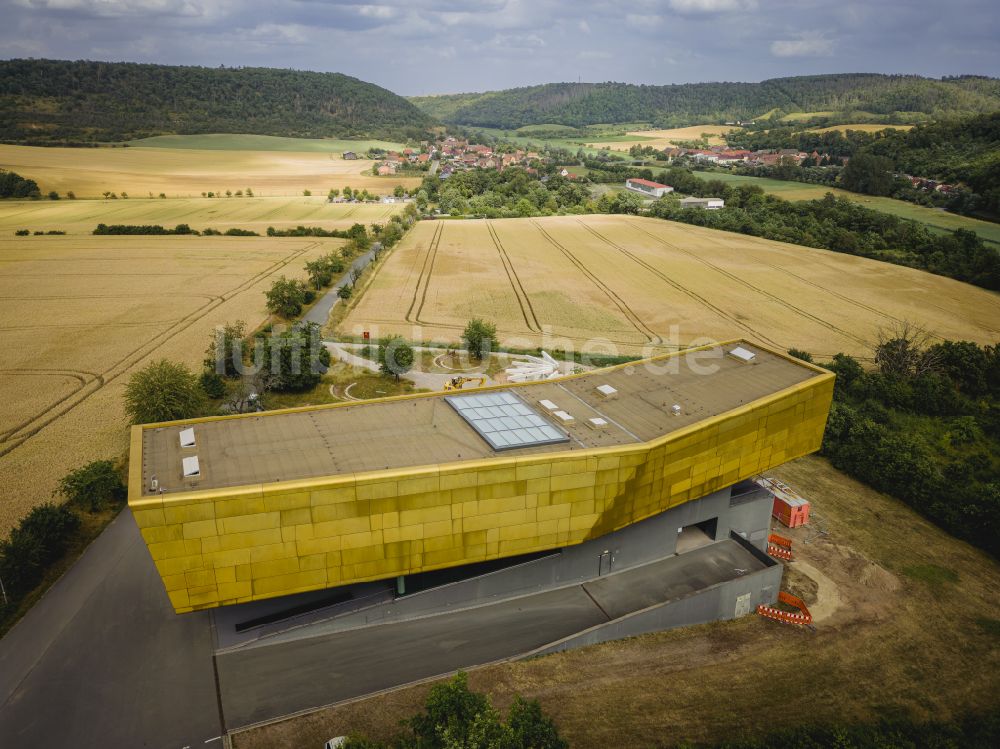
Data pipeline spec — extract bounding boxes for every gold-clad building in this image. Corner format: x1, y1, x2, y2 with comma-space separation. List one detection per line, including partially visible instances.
128, 340, 833, 614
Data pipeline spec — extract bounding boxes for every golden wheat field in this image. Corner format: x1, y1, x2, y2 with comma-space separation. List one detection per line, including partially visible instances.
0, 196, 404, 235
0, 144, 421, 198
340, 214, 1000, 357
588, 125, 739, 151
0, 234, 338, 532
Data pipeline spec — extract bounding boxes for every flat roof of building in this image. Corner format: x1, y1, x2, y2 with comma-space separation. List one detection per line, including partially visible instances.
138, 341, 826, 496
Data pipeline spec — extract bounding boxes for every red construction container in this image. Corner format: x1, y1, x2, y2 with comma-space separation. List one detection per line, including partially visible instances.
755, 477, 810, 528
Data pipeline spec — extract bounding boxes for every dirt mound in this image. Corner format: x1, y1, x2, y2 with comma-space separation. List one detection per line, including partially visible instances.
841, 553, 900, 593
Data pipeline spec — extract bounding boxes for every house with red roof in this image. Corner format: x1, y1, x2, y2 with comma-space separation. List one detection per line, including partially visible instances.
624, 178, 674, 198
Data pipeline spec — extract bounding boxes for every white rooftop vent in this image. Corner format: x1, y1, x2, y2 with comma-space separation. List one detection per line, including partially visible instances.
728, 346, 756, 362
182, 455, 201, 479
179, 427, 196, 448
554, 410, 574, 422
596, 384, 618, 397
671, 404, 682, 416
539, 399, 559, 411
587, 417, 609, 429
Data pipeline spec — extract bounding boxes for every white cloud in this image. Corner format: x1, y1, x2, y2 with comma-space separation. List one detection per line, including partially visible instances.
578, 19, 591, 33
357, 5, 397, 20
668, 0, 757, 14
13, 0, 210, 17
770, 33, 834, 57
625, 13, 663, 30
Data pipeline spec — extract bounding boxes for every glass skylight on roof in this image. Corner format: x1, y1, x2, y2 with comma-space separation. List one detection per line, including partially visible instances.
445, 391, 570, 451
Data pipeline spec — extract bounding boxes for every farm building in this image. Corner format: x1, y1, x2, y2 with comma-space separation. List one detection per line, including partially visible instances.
680, 196, 725, 210
342, 151, 357, 160
625, 178, 674, 198
129, 341, 832, 644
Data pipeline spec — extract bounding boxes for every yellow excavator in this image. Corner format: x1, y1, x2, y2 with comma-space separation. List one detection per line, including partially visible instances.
443, 376, 486, 392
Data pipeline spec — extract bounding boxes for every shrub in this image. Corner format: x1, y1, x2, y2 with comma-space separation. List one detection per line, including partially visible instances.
57, 460, 125, 512
265, 276, 308, 318
14, 229, 29, 236
199, 371, 227, 399
0, 504, 80, 599
124, 359, 206, 424
462, 318, 498, 361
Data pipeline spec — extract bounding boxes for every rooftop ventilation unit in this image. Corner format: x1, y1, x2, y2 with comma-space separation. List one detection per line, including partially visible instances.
587, 417, 609, 430
182, 455, 201, 479
671, 404, 682, 416
179, 427, 196, 448
596, 384, 618, 398
553, 410, 574, 422
728, 346, 756, 362
539, 399, 559, 411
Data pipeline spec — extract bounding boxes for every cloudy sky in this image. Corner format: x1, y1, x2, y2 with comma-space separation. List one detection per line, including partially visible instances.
2, 0, 997, 95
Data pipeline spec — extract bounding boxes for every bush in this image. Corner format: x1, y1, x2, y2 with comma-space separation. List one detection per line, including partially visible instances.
0, 504, 80, 599
14, 229, 29, 236
265, 276, 308, 318
124, 359, 206, 424
57, 460, 125, 512
343, 672, 567, 749
253, 323, 331, 392
199, 370, 227, 399
462, 318, 498, 361
378, 335, 414, 381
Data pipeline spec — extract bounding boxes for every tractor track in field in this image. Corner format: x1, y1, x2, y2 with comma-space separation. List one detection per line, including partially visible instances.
626, 220, 870, 349
486, 220, 541, 333
405, 221, 443, 325
531, 220, 661, 345
0, 241, 319, 458
0, 369, 96, 443
576, 220, 780, 348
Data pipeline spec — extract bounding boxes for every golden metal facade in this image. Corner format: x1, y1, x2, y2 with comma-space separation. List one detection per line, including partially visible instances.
129, 347, 833, 613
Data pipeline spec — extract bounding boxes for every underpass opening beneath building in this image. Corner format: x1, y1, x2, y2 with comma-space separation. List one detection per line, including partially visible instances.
677, 517, 717, 553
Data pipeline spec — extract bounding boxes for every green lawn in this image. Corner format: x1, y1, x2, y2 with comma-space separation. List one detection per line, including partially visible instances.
128, 134, 405, 152
695, 171, 1000, 245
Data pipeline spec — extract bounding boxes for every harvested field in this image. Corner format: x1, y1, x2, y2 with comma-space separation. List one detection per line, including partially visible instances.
0, 144, 421, 198
0, 196, 403, 236
0, 234, 338, 532
339, 214, 1000, 358
587, 125, 739, 151
231, 454, 1000, 749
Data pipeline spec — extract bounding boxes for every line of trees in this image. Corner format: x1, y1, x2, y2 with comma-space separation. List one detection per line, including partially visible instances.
0, 460, 125, 631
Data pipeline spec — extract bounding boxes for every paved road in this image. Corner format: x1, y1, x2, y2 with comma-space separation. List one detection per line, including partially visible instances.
325, 341, 463, 391
299, 247, 376, 329
216, 585, 608, 728
0, 513, 220, 749
215, 542, 760, 729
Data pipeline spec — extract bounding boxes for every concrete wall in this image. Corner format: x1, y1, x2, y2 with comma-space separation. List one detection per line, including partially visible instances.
532, 557, 783, 656
131, 368, 832, 613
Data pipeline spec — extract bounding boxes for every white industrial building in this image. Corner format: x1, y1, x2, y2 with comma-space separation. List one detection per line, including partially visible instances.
624, 178, 674, 198
680, 196, 725, 210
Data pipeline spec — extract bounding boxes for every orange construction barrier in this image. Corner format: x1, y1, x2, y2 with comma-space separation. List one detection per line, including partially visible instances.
757, 591, 812, 626
767, 533, 793, 560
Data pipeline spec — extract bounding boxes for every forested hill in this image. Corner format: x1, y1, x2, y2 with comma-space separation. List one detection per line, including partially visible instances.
0, 59, 434, 144
410, 74, 1000, 129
